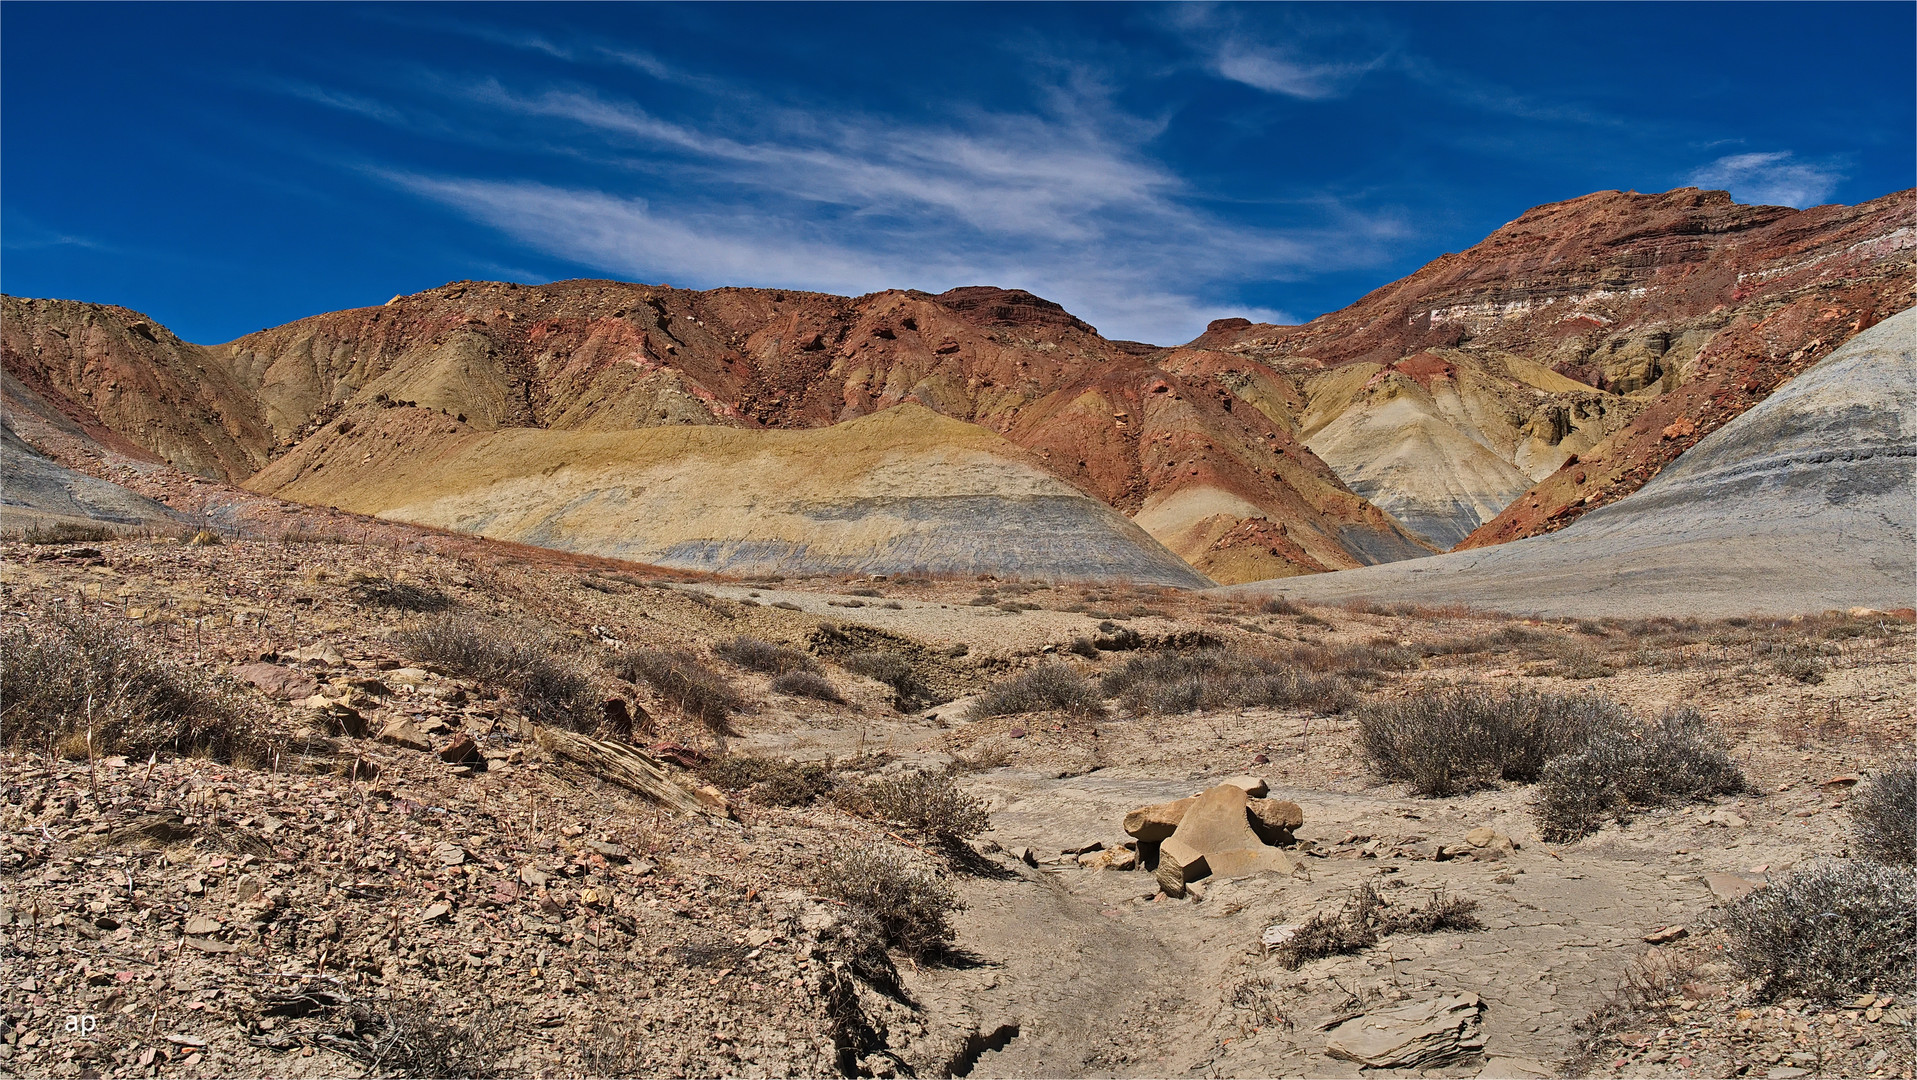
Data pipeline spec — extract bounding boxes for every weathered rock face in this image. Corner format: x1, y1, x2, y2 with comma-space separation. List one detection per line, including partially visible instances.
1323, 992, 1487, 1069
1198, 187, 1915, 549
1, 297, 273, 480
6, 186, 1905, 580
1223, 307, 1917, 617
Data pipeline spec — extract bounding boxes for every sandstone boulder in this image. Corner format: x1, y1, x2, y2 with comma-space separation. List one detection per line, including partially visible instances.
1247, 798, 1305, 846
1155, 836, 1207, 898
1203, 847, 1294, 878
438, 733, 481, 764
1219, 775, 1270, 797
1168, 783, 1260, 855
1124, 796, 1197, 843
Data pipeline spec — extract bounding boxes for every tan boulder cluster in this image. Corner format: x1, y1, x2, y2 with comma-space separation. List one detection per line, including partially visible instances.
1124, 776, 1304, 898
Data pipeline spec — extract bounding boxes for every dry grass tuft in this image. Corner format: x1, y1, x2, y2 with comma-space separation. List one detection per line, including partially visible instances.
967, 664, 1104, 719
398, 615, 596, 730
0, 613, 260, 762
769, 670, 844, 702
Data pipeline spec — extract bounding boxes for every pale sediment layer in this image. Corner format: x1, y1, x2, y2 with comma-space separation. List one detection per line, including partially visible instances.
248, 403, 1213, 587
1221, 308, 1917, 617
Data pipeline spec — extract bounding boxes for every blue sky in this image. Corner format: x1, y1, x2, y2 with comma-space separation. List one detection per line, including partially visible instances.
3, 3, 1911, 346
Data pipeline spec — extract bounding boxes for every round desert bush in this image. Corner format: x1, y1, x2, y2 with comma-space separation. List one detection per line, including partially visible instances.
0, 614, 256, 762
606, 648, 742, 732
1851, 764, 1916, 865
1720, 861, 1917, 1000
856, 770, 990, 841
967, 663, 1104, 719
770, 670, 843, 703
811, 845, 962, 960
1532, 706, 1745, 841
1357, 686, 1629, 797
714, 636, 817, 675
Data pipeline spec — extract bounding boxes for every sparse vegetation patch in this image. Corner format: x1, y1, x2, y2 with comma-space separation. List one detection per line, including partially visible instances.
1357, 685, 1630, 797
398, 614, 596, 730
1269, 882, 1481, 970
967, 663, 1104, 719
1719, 861, 1917, 1000
0, 613, 257, 762
1100, 648, 1354, 716
854, 769, 991, 842
1532, 705, 1746, 841
714, 635, 818, 674
1851, 764, 1916, 865
812, 844, 962, 961
607, 648, 743, 733
700, 756, 838, 807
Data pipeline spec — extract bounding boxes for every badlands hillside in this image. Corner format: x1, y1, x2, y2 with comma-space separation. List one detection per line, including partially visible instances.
3, 185, 1910, 585
1225, 308, 1917, 617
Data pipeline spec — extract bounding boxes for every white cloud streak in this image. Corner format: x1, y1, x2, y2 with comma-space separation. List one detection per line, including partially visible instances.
287, 39, 1405, 341
1687, 151, 1843, 208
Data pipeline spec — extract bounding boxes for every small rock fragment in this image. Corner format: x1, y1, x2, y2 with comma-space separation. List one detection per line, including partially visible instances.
1219, 775, 1270, 797
377, 719, 432, 752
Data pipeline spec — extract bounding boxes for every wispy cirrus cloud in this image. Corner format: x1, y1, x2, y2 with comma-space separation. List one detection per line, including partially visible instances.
1687, 151, 1843, 208
293, 52, 1399, 341
1165, 4, 1390, 100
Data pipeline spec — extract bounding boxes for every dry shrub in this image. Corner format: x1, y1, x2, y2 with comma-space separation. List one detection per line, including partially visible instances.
812, 844, 962, 960
1552, 648, 1614, 680
346, 575, 454, 613
398, 615, 596, 730
856, 770, 990, 841
1357, 686, 1628, 797
0, 613, 260, 762
1533, 706, 1745, 841
1852, 764, 1916, 865
1270, 883, 1480, 970
1770, 650, 1828, 684
967, 663, 1104, 719
15, 521, 122, 544
770, 670, 844, 702
842, 651, 930, 710
1100, 649, 1354, 716
1258, 596, 1303, 616
714, 635, 817, 674
1719, 861, 1917, 1000
607, 648, 743, 732
700, 756, 838, 807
